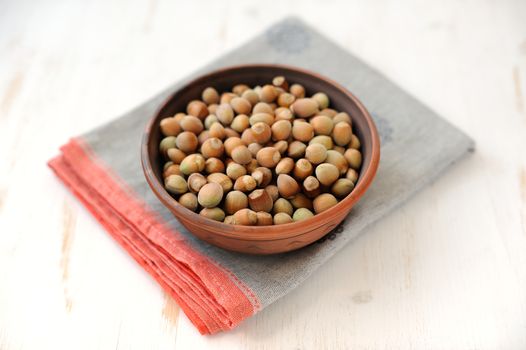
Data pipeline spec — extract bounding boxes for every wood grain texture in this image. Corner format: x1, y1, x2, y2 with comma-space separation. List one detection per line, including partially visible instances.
1, 0, 525, 349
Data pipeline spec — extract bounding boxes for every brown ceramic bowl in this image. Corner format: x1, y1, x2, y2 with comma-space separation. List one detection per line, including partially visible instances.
142, 64, 380, 255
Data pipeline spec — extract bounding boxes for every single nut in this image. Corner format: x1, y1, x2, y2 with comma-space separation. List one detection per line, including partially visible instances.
251, 122, 272, 144
248, 189, 273, 212
277, 92, 295, 107
204, 157, 225, 174
173, 112, 186, 123
326, 150, 349, 174
305, 143, 327, 164
332, 178, 355, 197
277, 174, 300, 199
249, 112, 274, 126
319, 108, 337, 118
216, 103, 234, 125
265, 185, 279, 202
344, 149, 362, 170
231, 145, 253, 165
164, 175, 187, 195
252, 102, 273, 114
271, 120, 292, 141
241, 89, 259, 106
226, 162, 247, 180
208, 122, 226, 139
224, 215, 236, 225
244, 159, 258, 173
247, 142, 263, 157
332, 121, 353, 146
200, 207, 225, 221
204, 114, 219, 129
160, 136, 177, 157
180, 115, 204, 134
309, 115, 334, 135
233, 208, 258, 226
332, 112, 352, 125
290, 193, 313, 210
175, 132, 199, 153
259, 84, 278, 103
256, 147, 281, 168
224, 190, 248, 214
202, 87, 219, 105
346, 168, 359, 183
287, 141, 307, 158
289, 84, 305, 98
315, 163, 340, 186
233, 175, 257, 192
241, 128, 257, 145
232, 84, 250, 95
224, 128, 239, 138
313, 193, 338, 213
273, 212, 293, 225
197, 182, 223, 208
251, 167, 272, 187
303, 176, 321, 198
273, 198, 293, 216
291, 98, 319, 118
186, 100, 208, 119
293, 158, 313, 180
224, 137, 244, 156
180, 154, 206, 175
167, 148, 186, 164
198, 130, 211, 145
220, 92, 237, 104
349, 134, 361, 149
273, 140, 289, 155
230, 114, 250, 133
230, 97, 252, 115
275, 157, 295, 175
274, 107, 293, 121
163, 164, 183, 178
309, 135, 333, 150
201, 137, 224, 159
160, 117, 181, 136
187, 173, 207, 193
293, 208, 314, 221
311, 92, 330, 109
206, 172, 233, 192
179, 192, 198, 211
292, 121, 314, 142
256, 211, 273, 226
272, 76, 288, 90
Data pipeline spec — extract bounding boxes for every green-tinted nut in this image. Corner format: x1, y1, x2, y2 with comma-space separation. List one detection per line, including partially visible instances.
315, 163, 340, 186
206, 172, 233, 192
230, 114, 250, 133
241, 89, 259, 106
346, 168, 359, 184
252, 102, 273, 114
332, 121, 353, 146
233, 208, 258, 226
216, 103, 234, 125
287, 141, 307, 158
292, 121, 314, 142
349, 134, 361, 149
256, 211, 273, 226
197, 182, 223, 208
160, 117, 181, 136
180, 115, 204, 134
293, 208, 314, 221
289, 84, 306, 98
273, 212, 293, 225
309, 135, 333, 150
325, 150, 348, 175
332, 112, 352, 125
226, 162, 247, 180
179, 192, 198, 211
275, 157, 295, 175
204, 114, 219, 129
249, 113, 274, 126
175, 131, 199, 153
224, 190, 248, 214
273, 198, 293, 216
202, 87, 219, 105
179, 154, 206, 175
309, 115, 334, 135
344, 149, 362, 170
305, 143, 327, 164
164, 175, 188, 195
311, 92, 330, 109
200, 207, 225, 222
160, 136, 177, 157
186, 100, 208, 119
313, 193, 338, 214
187, 173, 207, 193
230, 97, 252, 115
331, 178, 355, 198
291, 98, 319, 118
290, 193, 313, 210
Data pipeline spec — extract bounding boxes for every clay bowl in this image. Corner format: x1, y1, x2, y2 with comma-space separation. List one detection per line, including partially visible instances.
142, 64, 380, 255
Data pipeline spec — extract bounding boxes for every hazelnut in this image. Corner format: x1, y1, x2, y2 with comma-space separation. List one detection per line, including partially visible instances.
256, 147, 281, 168
273, 198, 293, 216
241, 89, 259, 106
179, 192, 198, 211
160, 117, 181, 136
233, 175, 257, 192
271, 120, 292, 141
309, 115, 334, 135
277, 174, 300, 199
277, 92, 295, 108
167, 148, 186, 164
232, 84, 250, 95
230, 114, 250, 133
273, 212, 293, 225
259, 84, 278, 103
332, 122, 353, 146
313, 193, 338, 214
180, 154, 206, 175
230, 97, 252, 115
293, 158, 313, 180
309, 135, 333, 150
315, 163, 340, 186
226, 162, 247, 180
289, 193, 313, 210
273, 140, 289, 155
248, 189, 273, 212
287, 141, 307, 158
274, 107, 293, 121
332, 178, 355, 198
256, 212, 273, 226
164, 175, 187, 195
305, 143, 327, 164
204, 157, 225, 174
201, 137, 224, 159
344, 149, 362, 170
303, 176, 321, 198
220, 92, 237, 104
224, 137, 244, 156
244, 159, 258, 173
241, 128, 258, 145
231, 145, 253, 165
186, 100, 208, 119
247, 142, 263, 157
249, 113, 274, 126
319, 108, 337, 118
275, 157, 295, 175
325, 150, 348, 174
252, 102, 273, 114
332, 112, 352, 125
159, 136, 177, 157
208, 122, 226, 140
293, 208, 314, 221
216, 103, 234, 125
292, 121, 314, 142
187, 173, 207, 193
204, 114, 218, 129
163, 164, 183, 178
265, 185, 279, 202
197, 182, 223, 208
251, 122, 272, 144
233, 208, 258, 226
202, 87, 219, 105
349, 134, 361, 149
291, 98, 319, 118
311, 92, 330, 109
206, 172, 233, 192
272, 76, 288, 90
175, 132, 199, 153
200, 207, 225, 221
224, 191, 248, 214
289, 84, 305, 98
251, 167, 272, 187
180, 115, 204, 134
346, 168, 359, 184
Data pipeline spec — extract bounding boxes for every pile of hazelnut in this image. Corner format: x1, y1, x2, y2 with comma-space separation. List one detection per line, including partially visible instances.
158, 76, 362, 226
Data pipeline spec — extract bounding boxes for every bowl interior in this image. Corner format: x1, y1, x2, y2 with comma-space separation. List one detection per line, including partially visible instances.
143, 64, 379, 239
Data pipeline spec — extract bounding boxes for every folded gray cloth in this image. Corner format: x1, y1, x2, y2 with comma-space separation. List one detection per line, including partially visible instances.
49, 17, 474, 334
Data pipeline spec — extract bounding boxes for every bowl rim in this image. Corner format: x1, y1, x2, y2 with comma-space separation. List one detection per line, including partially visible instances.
141, 63, 380, 241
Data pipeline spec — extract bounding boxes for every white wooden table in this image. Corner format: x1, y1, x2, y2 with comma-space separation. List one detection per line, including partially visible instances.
1, 0, 526, 348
